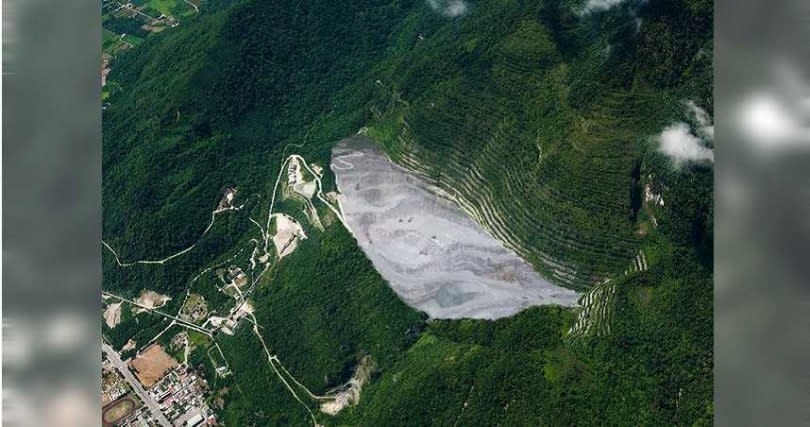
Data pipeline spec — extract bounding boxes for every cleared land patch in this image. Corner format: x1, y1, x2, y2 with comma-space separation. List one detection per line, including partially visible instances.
179, 293, 208, 323
319, 356, 374, 416
331, 136, 580, 319
122, 339, 137, 352
134, 289, 171, 313
129, 344, 179, 388
104, 302, 122, 328
271, 213, 307, 258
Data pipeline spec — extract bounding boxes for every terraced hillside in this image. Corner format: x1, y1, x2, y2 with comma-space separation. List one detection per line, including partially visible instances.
364, 0, 710, 290
102, 0, 714, 424
370, 92, 650, 289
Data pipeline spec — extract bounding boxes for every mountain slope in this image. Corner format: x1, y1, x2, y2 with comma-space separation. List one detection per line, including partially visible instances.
363, 0, 712, 289
102, 0, 713, 425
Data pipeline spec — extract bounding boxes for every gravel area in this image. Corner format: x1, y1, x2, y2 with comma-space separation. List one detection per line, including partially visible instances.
331, 136, 580, 319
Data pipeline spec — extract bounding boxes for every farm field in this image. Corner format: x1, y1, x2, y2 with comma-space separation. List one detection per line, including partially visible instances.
134, 0, 196, 17
122, 34, 145, 46
102, 29, 127, 54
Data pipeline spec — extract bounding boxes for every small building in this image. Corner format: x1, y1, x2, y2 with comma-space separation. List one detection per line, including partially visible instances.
185, 413, 205, 427
227, 266, 248, 287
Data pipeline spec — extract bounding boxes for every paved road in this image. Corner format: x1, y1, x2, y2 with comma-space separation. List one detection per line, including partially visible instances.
103, 342, 171, 427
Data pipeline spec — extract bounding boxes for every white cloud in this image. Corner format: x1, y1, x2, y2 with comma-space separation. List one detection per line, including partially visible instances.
685, 100, 715, 140
585, 0, 625, 12
737, 92, 810, 153
427, 0, 468, 17
581, 0, 646, 15
583, 0, 627, 13
657, 123, 714, 164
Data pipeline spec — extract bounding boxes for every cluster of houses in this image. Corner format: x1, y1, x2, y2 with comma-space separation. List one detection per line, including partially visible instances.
150, 366, 216, 426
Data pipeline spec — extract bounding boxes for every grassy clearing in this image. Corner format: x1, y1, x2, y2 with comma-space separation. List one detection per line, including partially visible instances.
142, 0, 193, 17
122, 34, 145, 46
102, 29, 126, 54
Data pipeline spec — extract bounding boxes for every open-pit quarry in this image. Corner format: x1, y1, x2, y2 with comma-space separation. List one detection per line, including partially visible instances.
331, 136, 580, 319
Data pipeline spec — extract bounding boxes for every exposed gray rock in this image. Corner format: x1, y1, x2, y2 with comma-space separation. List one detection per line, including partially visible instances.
331, 136, 580, 319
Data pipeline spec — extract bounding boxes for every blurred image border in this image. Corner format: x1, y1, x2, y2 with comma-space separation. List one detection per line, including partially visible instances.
1, 0, 810, 426
715, 0, 810, 425
3, 0, 102, 425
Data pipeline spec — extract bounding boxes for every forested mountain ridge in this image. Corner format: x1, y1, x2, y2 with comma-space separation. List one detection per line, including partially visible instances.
364, 0, 712, 289
103, 0, 418, 263
102, 0, 713, 424
104, 0, 711, 289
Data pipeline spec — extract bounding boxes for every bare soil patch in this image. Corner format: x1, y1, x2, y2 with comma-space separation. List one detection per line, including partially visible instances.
320, 356, 374, 415
271, 213, 307, 258
129, 344, 179, 388
121, 339, 137, 352
134, 289, 171, 312
104, 302, 122, 329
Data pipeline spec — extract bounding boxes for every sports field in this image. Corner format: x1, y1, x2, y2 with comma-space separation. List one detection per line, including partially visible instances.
102, 396, 136, 425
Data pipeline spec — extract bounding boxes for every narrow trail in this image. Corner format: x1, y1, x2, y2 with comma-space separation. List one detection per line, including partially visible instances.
183, 335, 190, 366
265, 156, 294, 254
293, 154, 345, 224
249, 217, 267, 241
183, 0, 199, 13
250, 312, 320, 426
277, 362, 333, 401
330, 152, 363, 171
177, 244, 252, 316
103, 152, 343, 270
146, 320, 177, 349
206, 343, 230, 372
453, 385, 475, 427
102, 205, 239, 267
264, 153, 344, 254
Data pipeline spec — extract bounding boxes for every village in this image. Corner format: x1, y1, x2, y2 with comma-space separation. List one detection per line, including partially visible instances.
102, 153, 348, 425
102, 342, 215, 427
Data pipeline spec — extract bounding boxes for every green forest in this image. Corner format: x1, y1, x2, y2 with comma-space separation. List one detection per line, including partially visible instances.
103, 0, 713, 425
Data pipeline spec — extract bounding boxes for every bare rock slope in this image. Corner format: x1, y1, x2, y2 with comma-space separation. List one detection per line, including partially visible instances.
331, 136, 579, 319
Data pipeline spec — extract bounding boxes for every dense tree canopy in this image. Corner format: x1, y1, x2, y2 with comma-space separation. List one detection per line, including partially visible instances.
103, 0, 713, 424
